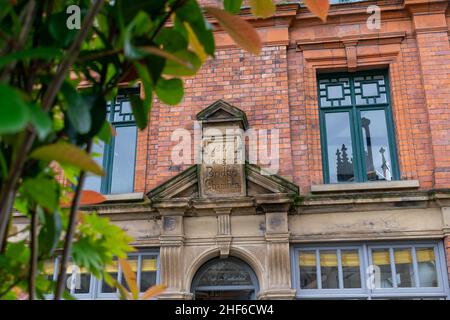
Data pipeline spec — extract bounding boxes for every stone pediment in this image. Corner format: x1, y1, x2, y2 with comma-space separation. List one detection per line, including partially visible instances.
147, 163, 298, 204
196, 100, 249, 130
148, 100, 298, 212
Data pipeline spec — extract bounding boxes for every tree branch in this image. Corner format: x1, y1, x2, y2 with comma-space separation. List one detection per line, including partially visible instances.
28, 207, 38, 300
54, 140, 93, 300
0, 0, 106, 251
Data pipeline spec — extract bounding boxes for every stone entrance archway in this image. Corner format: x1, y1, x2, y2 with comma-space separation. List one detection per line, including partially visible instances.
191, 257, 259, 300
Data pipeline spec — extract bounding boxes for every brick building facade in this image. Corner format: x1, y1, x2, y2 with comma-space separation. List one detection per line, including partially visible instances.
22, 0, 450, 299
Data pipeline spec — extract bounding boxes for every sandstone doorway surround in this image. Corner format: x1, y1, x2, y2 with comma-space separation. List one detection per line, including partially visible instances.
149, 100, 299, 300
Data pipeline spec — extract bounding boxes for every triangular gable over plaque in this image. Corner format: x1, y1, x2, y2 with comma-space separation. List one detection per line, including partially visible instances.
196, 100, 249, 130
147, 163, 298, 201
148, 100, 299, 210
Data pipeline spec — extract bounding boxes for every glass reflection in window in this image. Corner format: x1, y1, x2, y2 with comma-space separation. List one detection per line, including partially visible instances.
299, 251, 317, 289
325, 112, 355, 183
360, 110, 392, 181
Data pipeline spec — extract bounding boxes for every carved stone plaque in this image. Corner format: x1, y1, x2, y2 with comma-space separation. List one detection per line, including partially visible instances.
202, 164, 244, 197
199, 124, 246, 198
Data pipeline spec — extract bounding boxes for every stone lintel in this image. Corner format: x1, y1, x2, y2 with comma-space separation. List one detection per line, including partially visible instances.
258, 288, 296, 300
311, 180, 420, 193
158, 291, 193, 300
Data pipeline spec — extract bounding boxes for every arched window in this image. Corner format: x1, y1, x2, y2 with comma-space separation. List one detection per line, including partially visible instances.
191, 257, 259, 300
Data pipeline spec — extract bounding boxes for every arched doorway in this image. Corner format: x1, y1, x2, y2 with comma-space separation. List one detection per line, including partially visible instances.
191, 257, 259, 300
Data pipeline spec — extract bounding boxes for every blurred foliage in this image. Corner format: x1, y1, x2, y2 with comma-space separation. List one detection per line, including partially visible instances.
0, 0, 328, 299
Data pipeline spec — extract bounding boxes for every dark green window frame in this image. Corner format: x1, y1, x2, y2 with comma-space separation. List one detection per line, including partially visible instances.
318, 70, 400, 184
86, 88, 139, 194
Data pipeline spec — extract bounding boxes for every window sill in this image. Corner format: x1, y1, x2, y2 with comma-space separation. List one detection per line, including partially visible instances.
311, 180, 420, 193
103, 192, 144, 202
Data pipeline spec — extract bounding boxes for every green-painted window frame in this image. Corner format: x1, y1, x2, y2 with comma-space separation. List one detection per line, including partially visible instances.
318, 70, 400, 184
98, 88, 139, 194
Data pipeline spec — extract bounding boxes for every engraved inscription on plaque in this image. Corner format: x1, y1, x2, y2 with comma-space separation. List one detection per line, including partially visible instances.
199, 124, 246, 198
203, 164, 242, 195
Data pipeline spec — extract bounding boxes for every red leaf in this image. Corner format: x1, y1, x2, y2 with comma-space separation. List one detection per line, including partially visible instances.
60, 190, 106, 208
304, 0, 330, 22
204, 7, 262, 55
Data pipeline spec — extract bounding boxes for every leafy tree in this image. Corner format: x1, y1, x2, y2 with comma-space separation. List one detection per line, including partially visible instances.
0, 0, 328, 300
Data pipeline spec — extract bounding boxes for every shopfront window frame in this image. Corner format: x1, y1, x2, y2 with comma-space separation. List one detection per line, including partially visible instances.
291, 241, 450, 300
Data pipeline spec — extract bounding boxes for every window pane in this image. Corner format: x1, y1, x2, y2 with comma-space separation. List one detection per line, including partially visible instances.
354, 75, 387, 105
360, 110, 392, 181
84, 140, 105, 192
299, 251, 317, 289
101, 260, 119, 293
394, 248, 416, 288
120, 256, 138, 291
44, 260, 55, 282
372, 249, 394, 288
416, 248, 438, 287
341, 250, 361, 288
318, 77, 352, 107
324, 112, 355, 183
320, 250, 339, 289
67, 264, 91, 294
140, 256, 158, 292
110, 126, 137, 194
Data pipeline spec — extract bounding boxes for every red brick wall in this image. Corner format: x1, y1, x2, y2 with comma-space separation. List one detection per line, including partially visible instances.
134, 1, 450, 194
136, 46, 294, 192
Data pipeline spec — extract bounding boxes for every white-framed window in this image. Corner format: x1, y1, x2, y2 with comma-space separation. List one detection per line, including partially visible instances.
45, 250, 160, 300
291, 241, 450, 299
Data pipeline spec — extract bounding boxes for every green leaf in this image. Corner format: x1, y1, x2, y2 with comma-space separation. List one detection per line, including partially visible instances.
129, 62, 153, 129
249, 0, 276, 18
72, 236, 104, 276
176, 0, 215, 56
97, 122, 113, 144
22, 177, 59, 211
48, 12, 78, 48
224, 0, 243, 14
38, 209, 62, 257
119, 0, 166, 22
0, 84, 30, 134
73, 213, 134, 277
28, 103, 52, 140
129, 95, 148, 130
60, 163, 80, 185
162, 50, 201, 76
138, 46, 192, 68
154, 28, 188, 53
83, 96, 107, 141
30, 143, 104, 176
204, 7, 262, 55
156, 78, 184, 105
61, 83, 92, 135
185, 22, 207, 63
0, 47, 62, 68
124, 11, 153, 59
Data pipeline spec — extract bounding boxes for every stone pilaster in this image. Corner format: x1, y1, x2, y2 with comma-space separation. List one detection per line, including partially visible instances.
260, 205, 296, 299
157, 209, 191, 299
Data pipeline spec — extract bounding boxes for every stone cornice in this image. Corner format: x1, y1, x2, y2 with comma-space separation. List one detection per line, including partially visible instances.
297, 31, 406, 51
